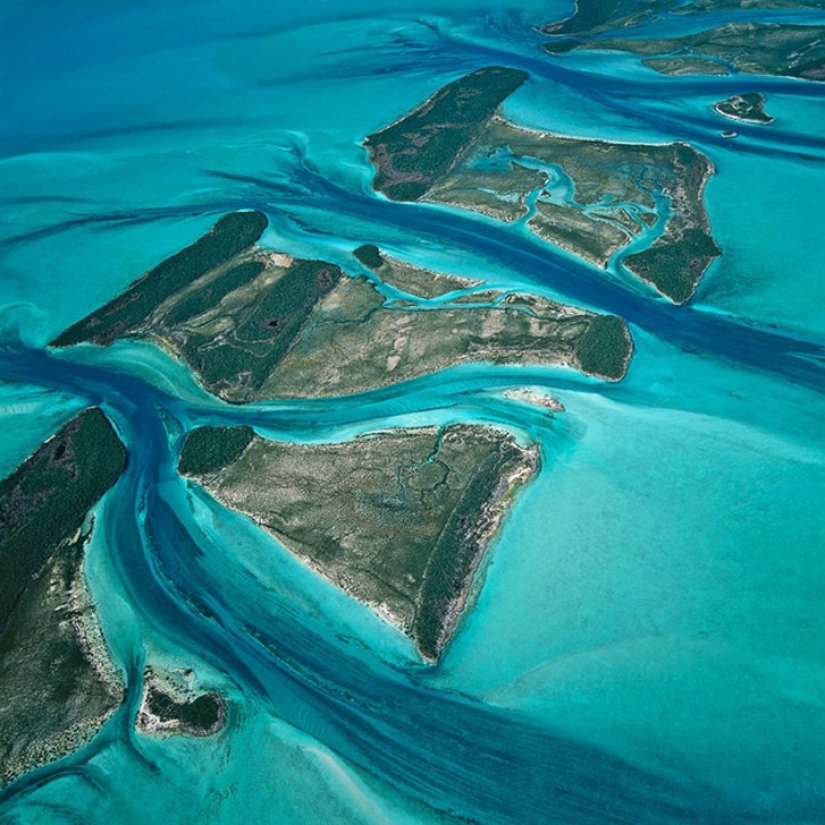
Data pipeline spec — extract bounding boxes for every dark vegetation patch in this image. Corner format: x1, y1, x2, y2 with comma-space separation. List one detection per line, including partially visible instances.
542, 3, 825, 84
47, 207, 346, 403
365, 66, 528, 201
50, 211, 267, 347
353, 244, 385, 270
576, 314, 632, 380
413, 442, 523, 660
164, 261, 265, 326
177, 259, 342, 399
542, 0, 631, 37
713, 92, 773, 124
0, 412, 127, 783
0, 529, 123, 785
541, 0, 822, 40
178, 426, 254, 476
624, 228, 721, 304
146, 682, 224, 736
0, 408, 127, 631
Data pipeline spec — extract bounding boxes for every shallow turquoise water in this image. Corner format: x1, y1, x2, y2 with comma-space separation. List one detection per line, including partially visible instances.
1, 0, 824, 822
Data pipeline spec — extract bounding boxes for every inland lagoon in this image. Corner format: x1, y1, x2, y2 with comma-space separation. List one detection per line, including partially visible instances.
1, 0, 825, 823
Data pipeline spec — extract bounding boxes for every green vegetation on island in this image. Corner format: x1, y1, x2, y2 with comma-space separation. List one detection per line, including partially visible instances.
413, 437, 529, 659
541, 0, 819, 39
353, 243, 385, 270
622, 142, 720, 303
51, 211, 268, 347
178, 425, 255, 475
0, 529, 124, 786
40, 225, 631, 672
51, 216, 632, 401
180, 424, 538, 661
419, 116, 719, 302
576, 314, 633, 380
174, 257, 342, 402
0, 409, 127, 785
713, 92, 774, 124
50, 211, 344, 403
632, 25, 825, 82
163, 261, 266, 326
41, 222, 631, 662
364, 66, 528, 201
0, 408, 127, 624
137, 672, 224, 737
624, 226, 723, 304
354, 243, 482, 298
642, 57, 730, 76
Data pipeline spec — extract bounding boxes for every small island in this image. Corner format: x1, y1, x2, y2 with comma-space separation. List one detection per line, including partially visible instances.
713, 93, 774, 125
137, 669, 225, 738
364, 68, 720, 303
179, 424, 538, 661
0, 409, 127, 785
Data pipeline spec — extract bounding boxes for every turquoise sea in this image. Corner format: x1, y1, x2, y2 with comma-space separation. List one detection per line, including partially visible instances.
1, 0, 824, 822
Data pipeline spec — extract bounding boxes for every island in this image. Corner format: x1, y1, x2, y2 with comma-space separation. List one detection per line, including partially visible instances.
364, 67, 720, 303
179, 424, 538, 661
50, 211, 633, 394
542, 0, 821, 38
137, 668, 225, 738
712, 92, 774, 125
542, 1, 825, 81
0, 409, 127, 785
265, 245, 633, 392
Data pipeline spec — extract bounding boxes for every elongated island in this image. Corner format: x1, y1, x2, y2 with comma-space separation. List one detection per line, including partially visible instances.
542, 0, 825, 82
0, 409, 127, 785
51, 210, 633, 394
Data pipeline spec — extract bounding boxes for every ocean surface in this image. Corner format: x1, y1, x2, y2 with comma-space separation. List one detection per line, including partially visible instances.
1, 0, 825, 822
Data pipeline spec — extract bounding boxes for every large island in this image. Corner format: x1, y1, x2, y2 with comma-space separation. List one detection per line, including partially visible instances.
51, 211, 633, 396
0, 409, 127, 784
365, 66, 720, 303
180, 424, 538, 661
